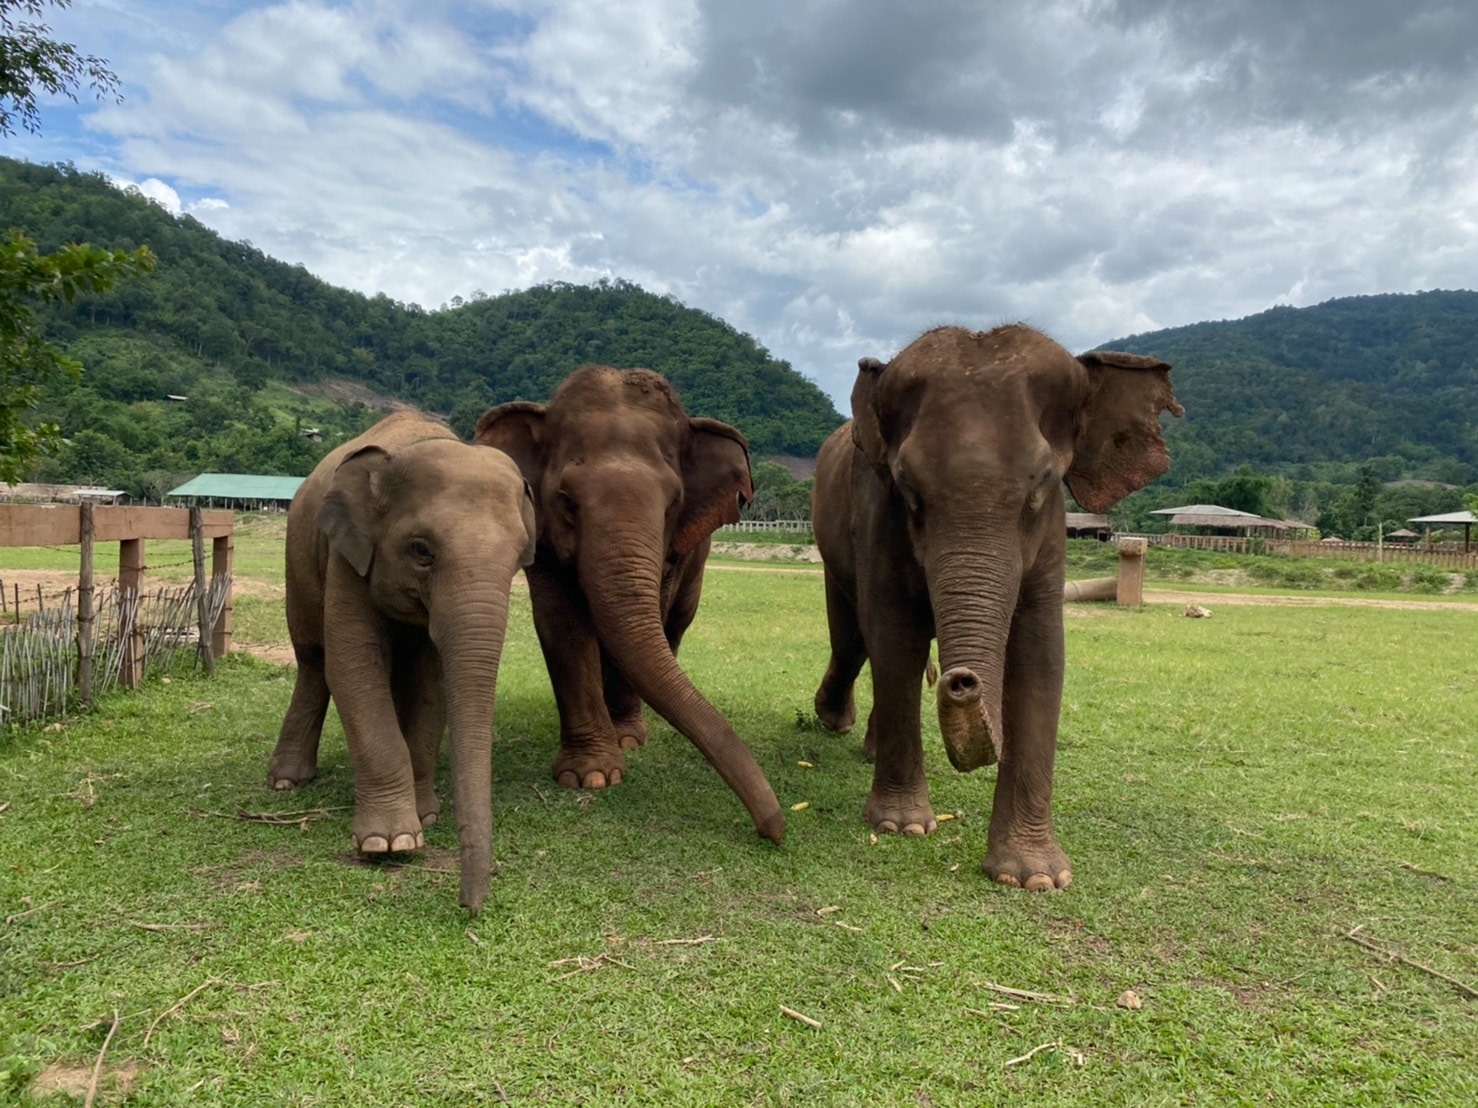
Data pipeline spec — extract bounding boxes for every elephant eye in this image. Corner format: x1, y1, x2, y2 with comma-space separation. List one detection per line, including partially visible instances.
557, 490, 578, 518
409, 540, 435, 566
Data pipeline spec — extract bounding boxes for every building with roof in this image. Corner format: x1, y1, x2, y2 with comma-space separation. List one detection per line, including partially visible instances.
1408, 510, 1476, 551
1150, 504, 1314, 538
167, 474, 306, 511
1065, 512, 1112, 540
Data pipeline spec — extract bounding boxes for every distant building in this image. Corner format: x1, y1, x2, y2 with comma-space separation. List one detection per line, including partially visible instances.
167, 474, 306, 511
1065, 512, 1112, 540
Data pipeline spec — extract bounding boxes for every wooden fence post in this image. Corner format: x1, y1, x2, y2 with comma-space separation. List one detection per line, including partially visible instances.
119, 536, 146, 689
77, 502, 95, 705
1116, 538, 1147, 607
189, 507, 215, 676
211, 530, 233, 659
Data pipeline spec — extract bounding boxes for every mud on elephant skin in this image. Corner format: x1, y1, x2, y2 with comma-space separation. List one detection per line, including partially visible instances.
811, 324, 1182, 890
475, 364, 785, 845
266, 410, 536, 915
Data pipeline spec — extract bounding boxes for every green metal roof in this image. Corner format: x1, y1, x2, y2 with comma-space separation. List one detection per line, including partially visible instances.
167, 474, 307, 501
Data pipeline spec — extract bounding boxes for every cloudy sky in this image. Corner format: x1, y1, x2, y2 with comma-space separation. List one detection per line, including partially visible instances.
11, 0, 1477, 407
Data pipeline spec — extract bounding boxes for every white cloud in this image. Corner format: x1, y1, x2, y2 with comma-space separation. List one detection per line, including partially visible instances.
32, 0, 1478, 408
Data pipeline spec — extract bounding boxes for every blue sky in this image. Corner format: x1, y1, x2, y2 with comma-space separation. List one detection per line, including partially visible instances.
9, 0, 1478, 408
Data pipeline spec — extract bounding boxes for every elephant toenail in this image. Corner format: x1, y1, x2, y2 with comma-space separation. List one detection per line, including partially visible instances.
903, 822, 926, 836
359, 835, 389, 854
420, 811, 438, 827
877, 820, 899, 833
1057, 870, 1073, 888
557, 771, 579, 789
584, 771, 608, 789
1024, 873, 1056, 892
619, 735, 640, 750
995, 873, 1021, 887
273, 779, 293, 790
390, 833, 419, 852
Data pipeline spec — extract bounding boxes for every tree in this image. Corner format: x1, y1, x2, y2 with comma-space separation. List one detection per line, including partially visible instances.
0, 0, 119, 136
1, 2, 153, 481
0, 234, 154, 481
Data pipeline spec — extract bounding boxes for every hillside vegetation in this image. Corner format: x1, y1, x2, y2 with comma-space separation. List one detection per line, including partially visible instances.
0, 158, 841, 497
1102, 292, 1478, 485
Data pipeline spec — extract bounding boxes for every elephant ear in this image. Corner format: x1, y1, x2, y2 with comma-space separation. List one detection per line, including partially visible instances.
1067, 352, 1184, 513
849, 356, 889, 475
675, 418, 754, 556
474, 401, 547, 488
318, 444, 391, 577
517, 480, 538, 567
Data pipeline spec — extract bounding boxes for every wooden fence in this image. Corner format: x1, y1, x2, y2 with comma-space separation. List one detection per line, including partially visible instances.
722, 520, 814, 535
0, 504, 233, 725
1269, 540, 1478, 570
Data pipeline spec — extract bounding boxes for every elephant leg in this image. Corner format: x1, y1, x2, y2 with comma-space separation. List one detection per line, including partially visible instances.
393, 631, 446, 829
815, 570, 865, 735
984, 579, 1072, 890
267, 642, 330, 789
602, 651, 648, 750
859, 594, 936, 836
528, 563, 627, 789
324, 565, 423, 854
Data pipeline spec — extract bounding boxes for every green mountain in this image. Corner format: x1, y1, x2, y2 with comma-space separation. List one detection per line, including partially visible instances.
1, 157, 842, 496
1101, 292, 1478, 485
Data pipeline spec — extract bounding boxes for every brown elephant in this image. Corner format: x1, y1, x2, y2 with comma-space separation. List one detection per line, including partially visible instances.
266, 411, 536, 915
475, 365, 785, 845
812, 324, 1181, 889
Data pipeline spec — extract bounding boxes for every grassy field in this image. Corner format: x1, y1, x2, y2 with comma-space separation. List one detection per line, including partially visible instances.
1, 523, 1475, 1104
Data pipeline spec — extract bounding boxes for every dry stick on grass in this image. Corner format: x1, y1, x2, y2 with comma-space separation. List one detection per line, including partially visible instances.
83, 1009, 120, 1108
651, 935, 719, 946
780, 1005, 822, 1029
966, 1003, 1022, 1015
1398, 861, 1449, 881
129, 921, 214, 933
547, 953, 634, 981
5, 900, 56, 924
980, 982, 1075, 1006
1004, 1040, 1086, 1068
1345, 926, 1478, 1000
143, 977, 223, 1049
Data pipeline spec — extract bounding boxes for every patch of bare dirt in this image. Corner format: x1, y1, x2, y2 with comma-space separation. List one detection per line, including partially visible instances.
291, 378, 430, 415
710, 542, 822, 563
32, 1060, 140, 1100
1143, 588, 1478, 612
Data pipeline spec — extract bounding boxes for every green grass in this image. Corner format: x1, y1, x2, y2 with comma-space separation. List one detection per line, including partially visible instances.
2, 558, 1475, 1103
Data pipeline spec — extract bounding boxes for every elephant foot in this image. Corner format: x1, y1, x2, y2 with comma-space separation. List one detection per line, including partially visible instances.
415, 783, 441, 828
352, 804, 425, 855
813, 686, 856, 734
863, 786, 937, 837
553, 745, 627, 790
610, 713, 648, 751
266, 747, 317, 790
983, 836, 1072, 891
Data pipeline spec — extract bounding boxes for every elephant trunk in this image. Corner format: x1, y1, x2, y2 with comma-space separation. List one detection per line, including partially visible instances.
580, 531, 784, 844
429, 584, 511, 916
927, 542, 1017, 771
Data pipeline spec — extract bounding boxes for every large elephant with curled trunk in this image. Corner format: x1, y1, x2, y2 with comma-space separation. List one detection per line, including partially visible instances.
475, 365, 785, 845
266, 411, 536, 915
812, 324, 1182, 890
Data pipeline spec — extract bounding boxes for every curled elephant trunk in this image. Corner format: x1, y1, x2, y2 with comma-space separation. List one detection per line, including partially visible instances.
929, 546, 1015, 773
937, 666, 1001, 770
430, 590, 511, 916
581, 540, 784, 844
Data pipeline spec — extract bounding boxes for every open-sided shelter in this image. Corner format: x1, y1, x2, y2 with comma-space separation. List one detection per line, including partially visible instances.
167, 474, 306, 511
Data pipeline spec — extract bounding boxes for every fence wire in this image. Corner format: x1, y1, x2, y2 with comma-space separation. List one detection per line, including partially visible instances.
0, 575, 231, 727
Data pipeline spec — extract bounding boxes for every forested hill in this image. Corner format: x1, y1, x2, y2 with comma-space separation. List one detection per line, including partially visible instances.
1, 158, 842, 472
1100, 292, 1478, 484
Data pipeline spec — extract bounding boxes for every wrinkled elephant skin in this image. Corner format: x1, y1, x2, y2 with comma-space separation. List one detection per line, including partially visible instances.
811, 325, 1182, 890
266, 411, 536, 915
476, 365, 784, 845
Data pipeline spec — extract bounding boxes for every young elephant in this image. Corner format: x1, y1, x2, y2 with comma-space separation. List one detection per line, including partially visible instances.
475, 365, 784, 845
266, 411, 536, 915
812, 324, 1182, 890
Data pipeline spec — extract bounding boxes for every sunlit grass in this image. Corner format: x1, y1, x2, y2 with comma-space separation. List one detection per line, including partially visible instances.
2, 555, 1474, 1103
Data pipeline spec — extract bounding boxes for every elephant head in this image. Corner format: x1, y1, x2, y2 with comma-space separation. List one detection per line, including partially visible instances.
852, 325, 1182, 771
475, 365, 784, 843
317, 433, 536, 913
